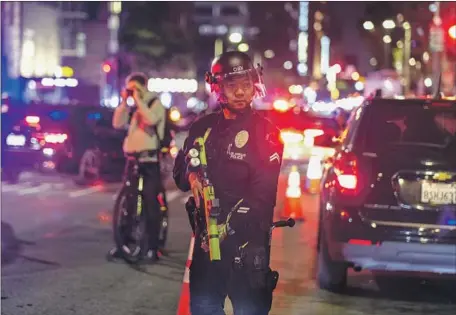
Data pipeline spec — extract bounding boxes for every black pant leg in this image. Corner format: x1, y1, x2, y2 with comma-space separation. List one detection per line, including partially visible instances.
141, 162, 162, 251
189, 243, 229, 315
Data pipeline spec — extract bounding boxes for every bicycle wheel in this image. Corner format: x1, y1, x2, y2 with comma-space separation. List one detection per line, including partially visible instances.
158, 211, 169, 250
112, 185, 149, 264
157, 191, 169, 250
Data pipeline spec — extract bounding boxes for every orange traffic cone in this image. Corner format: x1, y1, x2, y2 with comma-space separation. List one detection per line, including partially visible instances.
282, 165, 305, 221
305, 155, 323, 194
176, 235, 195, 315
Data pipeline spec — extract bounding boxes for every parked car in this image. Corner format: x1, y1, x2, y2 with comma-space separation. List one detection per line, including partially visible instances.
3, 104, 126, 183
317, 97, 456, 292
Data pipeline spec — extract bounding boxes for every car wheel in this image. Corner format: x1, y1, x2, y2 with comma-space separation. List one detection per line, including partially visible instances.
317, 232, 348, 293
77, 148, 101, 185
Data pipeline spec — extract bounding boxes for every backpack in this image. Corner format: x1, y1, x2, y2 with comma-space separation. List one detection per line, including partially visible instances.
127, 97, 175, 149
157, 106, 175, 149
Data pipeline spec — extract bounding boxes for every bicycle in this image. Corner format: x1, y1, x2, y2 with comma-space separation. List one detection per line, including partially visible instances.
112, 150, 169, 264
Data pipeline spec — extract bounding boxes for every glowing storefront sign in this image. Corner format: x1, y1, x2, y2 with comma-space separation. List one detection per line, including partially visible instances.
320, 36, 330, 74
298, 2, 309, 76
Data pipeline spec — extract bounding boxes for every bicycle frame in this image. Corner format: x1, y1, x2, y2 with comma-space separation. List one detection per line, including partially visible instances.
125, 160, 144, 217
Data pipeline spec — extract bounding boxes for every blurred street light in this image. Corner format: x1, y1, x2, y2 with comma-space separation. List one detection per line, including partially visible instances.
228, 32, 242, 43
402, 21, 411, 30
370, 57, 378, 66
383, 20, 395, 29
332, 63, 342, 74
397, 41, 404, 49
313, 22, 322, 32
408, 58, 416, 66
238, 43, 249, 52
449, 25, 456, 39
355, 81, 364, 91
289, 85, 303, 94
264, 50, 275, 59
102, 63, 111, 73
383, 35, 392, 43
283, 61, 293, 70
297, 63, 308, 75
424, 77, 433, 87
423, 51, 430, 63
363, 21, 374, 31
351, 71, 360, 81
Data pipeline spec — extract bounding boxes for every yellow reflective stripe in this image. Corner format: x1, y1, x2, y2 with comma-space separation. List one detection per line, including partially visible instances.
203, 128, 212, 143
226, 199, 244, 224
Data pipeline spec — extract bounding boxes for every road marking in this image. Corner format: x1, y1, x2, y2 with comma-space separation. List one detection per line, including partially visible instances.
52, 183, 66, 189
181, 195, 190, 204
69, 185, 104, 198
166, 190, 181, 202
20, 172, 35, 179
17, 183, 53, 195
110, 189, 181, 202
1, 182, 33, 193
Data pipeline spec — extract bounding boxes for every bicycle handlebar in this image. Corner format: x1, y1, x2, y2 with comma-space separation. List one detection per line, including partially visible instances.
125, 149, 159, 160
272, 218, 295, 228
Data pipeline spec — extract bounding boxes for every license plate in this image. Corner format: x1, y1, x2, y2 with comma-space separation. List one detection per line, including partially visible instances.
421, 182, 456, 205
6, 134, 26, 147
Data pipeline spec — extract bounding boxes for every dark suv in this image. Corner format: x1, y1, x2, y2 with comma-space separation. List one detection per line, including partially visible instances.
3, 104, 126, 182
317, 97, 456, 292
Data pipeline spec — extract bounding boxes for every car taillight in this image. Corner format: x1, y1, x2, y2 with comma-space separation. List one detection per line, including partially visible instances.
25, 116, 40, 124
304, 129, 324, 137
303, 129, 324, 147
44, 133, 68, 143
334, 152, 359, 195
273, 99, 289, 112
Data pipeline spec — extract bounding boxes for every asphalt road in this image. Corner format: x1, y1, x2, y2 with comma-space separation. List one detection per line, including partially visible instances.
2, 171, 456, 315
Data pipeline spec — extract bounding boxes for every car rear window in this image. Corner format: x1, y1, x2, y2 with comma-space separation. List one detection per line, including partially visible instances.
365, 102, 456, 152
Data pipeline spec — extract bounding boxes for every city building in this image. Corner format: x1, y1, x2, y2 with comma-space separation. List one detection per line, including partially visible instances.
1, 2, 60, 102
192, 1, 252, 80
0, 1, 122, 105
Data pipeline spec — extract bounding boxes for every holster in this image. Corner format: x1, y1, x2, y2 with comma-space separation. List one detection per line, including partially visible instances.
234, 245, 279, 292
185, 196, 206, 236
185, 196, 197, 233
265, 269, 279, 311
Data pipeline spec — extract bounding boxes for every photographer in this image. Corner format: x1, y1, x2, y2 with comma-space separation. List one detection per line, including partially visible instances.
109, 72, 166, 262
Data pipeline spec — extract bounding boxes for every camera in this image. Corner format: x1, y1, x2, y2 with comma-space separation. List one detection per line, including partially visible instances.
126, 88, 134, 97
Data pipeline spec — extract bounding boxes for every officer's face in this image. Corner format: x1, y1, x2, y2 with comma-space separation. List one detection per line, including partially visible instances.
221, 74, 255, 112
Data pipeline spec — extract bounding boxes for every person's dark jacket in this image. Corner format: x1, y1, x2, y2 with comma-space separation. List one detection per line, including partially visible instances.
173, 110, 284, 245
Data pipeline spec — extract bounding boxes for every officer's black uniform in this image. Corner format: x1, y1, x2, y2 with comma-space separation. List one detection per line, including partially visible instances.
174, 106, 283, 314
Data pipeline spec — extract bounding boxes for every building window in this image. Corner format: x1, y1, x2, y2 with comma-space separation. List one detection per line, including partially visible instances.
76, 32, 86, 57
110, 2, 122, 14
195, 6, 213, 17
220, 6, 240, 16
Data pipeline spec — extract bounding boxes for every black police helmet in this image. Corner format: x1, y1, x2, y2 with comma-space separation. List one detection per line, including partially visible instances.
205, 51, 266, 101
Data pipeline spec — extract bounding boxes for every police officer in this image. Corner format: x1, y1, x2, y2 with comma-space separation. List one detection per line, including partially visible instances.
173, 51, 284, 314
